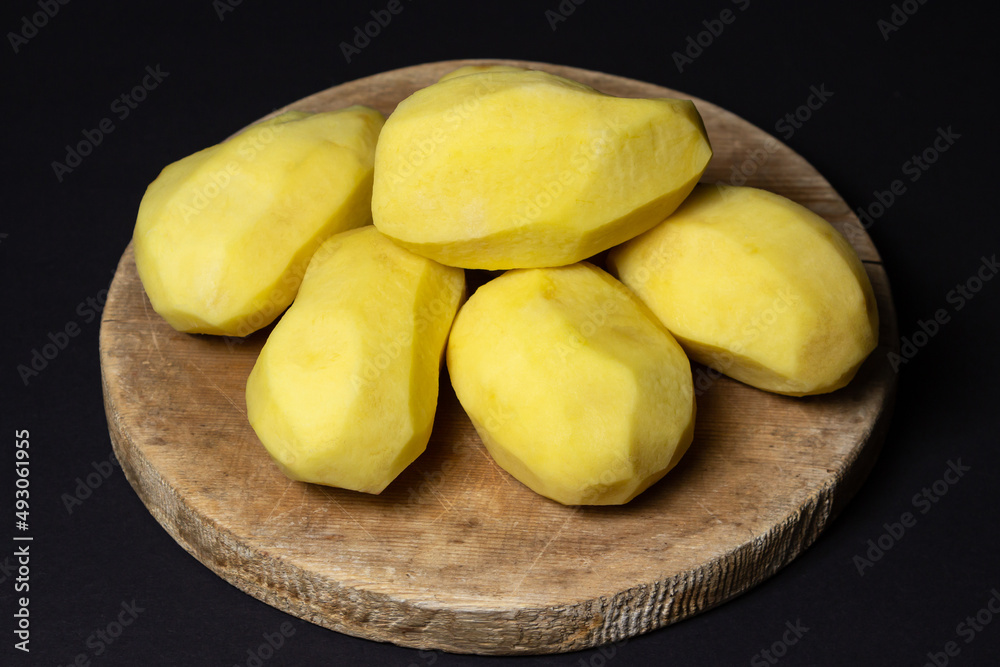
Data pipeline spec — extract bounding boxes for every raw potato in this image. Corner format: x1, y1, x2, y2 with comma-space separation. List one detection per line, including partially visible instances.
437, 64, 528, 82
134, 106, 384, 336
447, 263, 695, 505
372, 68, 712, 269
245, 226, 465, 493
608, 185, 879, 396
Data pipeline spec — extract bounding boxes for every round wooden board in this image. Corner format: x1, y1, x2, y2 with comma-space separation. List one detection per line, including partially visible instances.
100, 60, 898, 655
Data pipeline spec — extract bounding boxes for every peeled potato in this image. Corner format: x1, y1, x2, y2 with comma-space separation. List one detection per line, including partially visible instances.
134, 106, 384, 336
447, 263, 695, 505
437, 64, 529, 82
608, 185, 879, 396
372, 68, 712, 269
245, 226, 465, 493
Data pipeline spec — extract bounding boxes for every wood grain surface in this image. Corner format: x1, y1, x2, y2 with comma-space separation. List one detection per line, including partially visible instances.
99, 59, 898, 655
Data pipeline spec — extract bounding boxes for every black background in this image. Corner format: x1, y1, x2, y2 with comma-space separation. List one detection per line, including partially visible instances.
2, 0, 998, 665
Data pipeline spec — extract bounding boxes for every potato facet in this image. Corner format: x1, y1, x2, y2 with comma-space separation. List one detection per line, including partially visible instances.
372, 69, 712, 269
134, 106, 384, 336
447, 263, 695, 505
608, 185, 879, 396
437, 64, 529, 82
245, 226, 465, 493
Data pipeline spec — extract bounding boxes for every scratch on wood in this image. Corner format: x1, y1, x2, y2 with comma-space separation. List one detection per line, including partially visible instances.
426, 484, 454, 512
511, 511, 577, 594
141, 296, 166, 363
263, 478, 296, 525
476, 446, 514, 489
425, 508, 450, 526
696, 501, 724, 525
189, 360, 247, 417
324, 490, 376, 542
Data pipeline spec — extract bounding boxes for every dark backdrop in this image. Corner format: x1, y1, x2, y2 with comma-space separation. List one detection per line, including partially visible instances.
3, 1, 998, 665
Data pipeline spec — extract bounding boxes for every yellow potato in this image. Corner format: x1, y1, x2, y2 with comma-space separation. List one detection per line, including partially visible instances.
134, 106, 384, 336
437, 64, 529, 82
447, 263, 695, 505
372, 69, 712, 269
608, 185, 878, 396
245, 226, 465, 493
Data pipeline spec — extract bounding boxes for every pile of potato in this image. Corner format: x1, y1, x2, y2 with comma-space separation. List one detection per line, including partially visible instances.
133, 66, 878, 505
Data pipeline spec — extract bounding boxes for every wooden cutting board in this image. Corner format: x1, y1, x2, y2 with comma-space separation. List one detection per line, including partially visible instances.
100, 59, 898, 655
